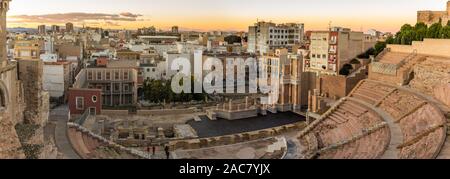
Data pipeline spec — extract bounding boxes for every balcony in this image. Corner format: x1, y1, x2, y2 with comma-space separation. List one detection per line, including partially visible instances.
329, 39, 337, 45
329, 48, 337, 54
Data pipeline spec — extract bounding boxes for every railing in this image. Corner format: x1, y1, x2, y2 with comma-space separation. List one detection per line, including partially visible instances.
397, 50, 417, 69
370, 62, 398, 76
373, 48, 390, 62
74, 109, 90, 126
370, 49, 417, 76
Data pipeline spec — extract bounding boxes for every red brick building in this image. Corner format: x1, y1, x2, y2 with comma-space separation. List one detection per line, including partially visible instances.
68, 88, 102, 115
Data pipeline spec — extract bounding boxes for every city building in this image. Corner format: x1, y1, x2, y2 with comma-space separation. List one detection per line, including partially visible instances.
38, 25, 46, 35
304, 28, 376, 75
417, 1, 450, 26
247, 21, 305, 54
73, 60, 139, 106
172, 26, 179, 34
13, 40, 41, 60
43, 61, 72, 99
51, 25, 60, 33
116, 49, 140, 60
66, 22, 74, 33
68, 88, 102, 115
260, 49, 310, 111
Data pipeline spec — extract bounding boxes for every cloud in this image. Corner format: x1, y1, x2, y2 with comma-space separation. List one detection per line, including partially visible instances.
9, 12, 144, 25
120, 12, 142, 18
104, 21, 121, 26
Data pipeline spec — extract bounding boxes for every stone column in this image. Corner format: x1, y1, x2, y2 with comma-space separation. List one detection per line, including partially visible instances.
229, 99, 232, 111
307, 90, 312, 112
0, 1, 10, 67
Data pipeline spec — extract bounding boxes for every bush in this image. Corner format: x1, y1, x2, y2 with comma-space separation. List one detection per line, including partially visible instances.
339, 64, 354, 76
350, 59, 361, 65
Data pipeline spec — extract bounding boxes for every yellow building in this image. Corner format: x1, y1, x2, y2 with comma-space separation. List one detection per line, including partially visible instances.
14, 40, 41, 60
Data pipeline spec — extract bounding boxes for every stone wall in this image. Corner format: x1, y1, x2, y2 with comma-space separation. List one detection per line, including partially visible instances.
0, 64, 26, 159
409, 57, 450, 107
136, 108, 197, 116
169, 122, 307, 150
417, 11, 447, 26
101, 110, 129, 116
388, 39, 450, 58
316, 68, 367, 99
17, 60, 48, 126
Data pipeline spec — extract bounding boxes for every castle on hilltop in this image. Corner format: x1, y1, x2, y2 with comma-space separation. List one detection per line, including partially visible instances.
417, 1, 450, 26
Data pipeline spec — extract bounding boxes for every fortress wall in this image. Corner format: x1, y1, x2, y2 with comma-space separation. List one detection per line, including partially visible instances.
387, 39, 450, 58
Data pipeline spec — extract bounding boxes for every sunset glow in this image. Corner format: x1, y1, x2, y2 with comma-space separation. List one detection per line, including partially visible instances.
6, 0, 449, 32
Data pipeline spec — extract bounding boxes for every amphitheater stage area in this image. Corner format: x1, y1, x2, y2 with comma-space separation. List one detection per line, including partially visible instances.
188, 112, 305, 138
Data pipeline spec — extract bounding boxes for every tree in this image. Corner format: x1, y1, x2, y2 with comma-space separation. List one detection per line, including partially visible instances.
224, 35, 242, 44
414, 22, 427, 41
440, 25, 450, 39
374, 41, 387, 55
426, 23, 442, 38
385, 36, 395, 44
339, 64, 354, 76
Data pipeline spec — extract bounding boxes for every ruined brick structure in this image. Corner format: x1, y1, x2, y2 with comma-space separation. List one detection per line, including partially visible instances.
0, 0, 54, 159
417, 1, 450, 26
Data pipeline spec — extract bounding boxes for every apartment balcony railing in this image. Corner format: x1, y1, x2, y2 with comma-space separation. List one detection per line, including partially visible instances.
329, 39, 337, 45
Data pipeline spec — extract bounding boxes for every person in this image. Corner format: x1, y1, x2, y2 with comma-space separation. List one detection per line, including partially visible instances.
146, 146, 151, 158
152, 146, 156, 156
164, 145, 170, 159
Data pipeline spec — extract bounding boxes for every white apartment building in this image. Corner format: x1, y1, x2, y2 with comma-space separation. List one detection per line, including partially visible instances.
248, 21, 305, 54
43, 61, 71, 98
141, 62, 167, 81
305, 28, 376, 75
40, 53, 58, 62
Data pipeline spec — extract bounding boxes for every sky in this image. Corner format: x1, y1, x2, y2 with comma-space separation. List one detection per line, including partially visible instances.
6, 0, 448, 33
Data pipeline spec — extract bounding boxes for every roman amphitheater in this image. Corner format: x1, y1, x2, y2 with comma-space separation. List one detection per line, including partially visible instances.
63, 39, 450, 159
1, 0, 450, 160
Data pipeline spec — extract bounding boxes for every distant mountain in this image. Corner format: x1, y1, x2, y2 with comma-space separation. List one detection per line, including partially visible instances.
7, 27, 37, 33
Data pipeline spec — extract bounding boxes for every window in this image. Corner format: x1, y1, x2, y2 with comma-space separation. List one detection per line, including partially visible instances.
124, 71, 129, 80
106, 72, 111, 80
322, 54, 327, 59
106, 84, 111, 92
0, 88, 6, 109
152, 68, 156, 72
92, 95, 98, 103
87, 71, 93, 80
114, 84, 120, 92
97, 71, 102, 80
123, 84, 129, 92
115, 72, 120, 80
147, 68, 150, 72
76, 97, 84, 110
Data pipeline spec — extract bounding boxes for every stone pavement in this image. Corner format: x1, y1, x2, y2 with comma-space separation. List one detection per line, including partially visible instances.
49, 105, 80, 159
